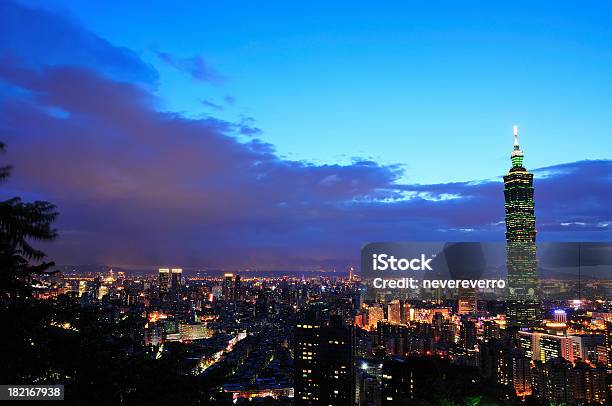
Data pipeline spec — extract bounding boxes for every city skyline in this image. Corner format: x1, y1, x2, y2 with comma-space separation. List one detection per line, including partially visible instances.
2, 2, 611, 404
1, 0, 611, 269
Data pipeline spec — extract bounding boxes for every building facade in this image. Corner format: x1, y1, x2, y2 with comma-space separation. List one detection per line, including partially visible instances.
504, 126, 541, 328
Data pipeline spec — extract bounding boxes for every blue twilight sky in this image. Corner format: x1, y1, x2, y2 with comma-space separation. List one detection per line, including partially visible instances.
22, 0, 612, 183
1, 0, 611, 269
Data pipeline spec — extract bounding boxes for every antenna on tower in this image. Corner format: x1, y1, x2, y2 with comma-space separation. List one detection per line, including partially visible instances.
513, 125, 519, 148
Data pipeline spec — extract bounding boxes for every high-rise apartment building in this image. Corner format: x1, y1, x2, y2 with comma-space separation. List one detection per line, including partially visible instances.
170, 268, 182, 289
158, 268, 170, 299
294, 315, 355, 405
387, 300, 401, 325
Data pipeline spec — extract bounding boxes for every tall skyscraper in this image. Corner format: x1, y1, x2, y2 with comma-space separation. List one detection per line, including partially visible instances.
222, 273, 233, 300
294, 315, 355, 405
504, 126, 541, 328
512, 350, 532, 396
294, 319, 321, 404
387, 300, 401, 325
606, 321, 612, 368
460, 318, 477, 350
233, 274, 241, 302
170, 268, 182, 289
158, 268, 170, 299
320, 316, 355, 405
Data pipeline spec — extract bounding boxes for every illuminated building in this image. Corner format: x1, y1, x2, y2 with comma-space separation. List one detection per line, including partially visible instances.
570, 334, 605, 364
573, 360, 608, 403
512, 350, 532, 396
222, 384, 293, 401
479, 340, 512, 387
540, 335, 564, 361
294, 321, 321, 404
606, 321, 612, 368
158, 268, 170, 298
233, 274, 241, 301
460, 319, 477, 350
482, 320, 500, 342
354, 313, 365, 329
78, 280, 87, 297
170, 268, 182, 289
223, 273, 233, 299
518, 330, 580, 363
320, 316, 355, 405
457, 287, 477, 315
554, 309, 567, 323
504, 126, 541, 328
177, 322, 212, 341
211, 285, 223, 299
403, 302, 412, 322
533, 357, 575, 405
294, 315, 355, 405
367, 305, 384, 330
381, 357, 413, 404
403, 306, 451, 324
595, 343, 607, 366
387, 300, 401, 325
97, 285, 108, 300
378, 323, 409, 356
438, 319, 457, 348
144, 321, 163, 346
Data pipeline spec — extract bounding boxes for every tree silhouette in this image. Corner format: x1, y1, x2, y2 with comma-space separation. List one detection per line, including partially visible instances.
0, 143, 207, 403
0, 141, 58, 308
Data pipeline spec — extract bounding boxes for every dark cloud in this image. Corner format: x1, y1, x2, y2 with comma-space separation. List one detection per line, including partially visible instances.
235, 116, 262, 137
201, 99, 224, 111
156, 51, 223, 83
239, 126, 262, 136
0, 0, 157, 85
0, 61, 404, 268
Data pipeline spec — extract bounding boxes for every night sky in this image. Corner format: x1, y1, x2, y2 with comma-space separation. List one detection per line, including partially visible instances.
1, 0, 611, 269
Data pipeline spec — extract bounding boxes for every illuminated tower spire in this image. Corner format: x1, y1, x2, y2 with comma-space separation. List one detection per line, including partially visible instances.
511, 125, 524, 167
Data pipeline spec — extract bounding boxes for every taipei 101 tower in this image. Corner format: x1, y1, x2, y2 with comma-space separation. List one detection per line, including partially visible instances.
504, 126, 541, 328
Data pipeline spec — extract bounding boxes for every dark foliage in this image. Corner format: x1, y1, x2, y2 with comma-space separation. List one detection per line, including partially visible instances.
0, 142, 59, 308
